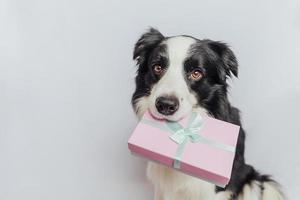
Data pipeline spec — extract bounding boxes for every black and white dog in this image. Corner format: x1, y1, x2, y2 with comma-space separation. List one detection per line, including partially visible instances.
131, 28, 284, 200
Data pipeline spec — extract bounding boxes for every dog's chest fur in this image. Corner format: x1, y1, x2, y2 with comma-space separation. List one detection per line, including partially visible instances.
147, 162, 233, 200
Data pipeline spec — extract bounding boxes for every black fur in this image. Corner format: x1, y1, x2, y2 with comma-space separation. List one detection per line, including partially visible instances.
131, 28, 280, 198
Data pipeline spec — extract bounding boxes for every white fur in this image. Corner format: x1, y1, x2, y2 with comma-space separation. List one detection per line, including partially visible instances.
134, 36, 284, 200
147, 161, 216, 200
134, 96, 150, 119
236, 180, 284, 200
238, 181, 262, 200
261, 181, 284, 200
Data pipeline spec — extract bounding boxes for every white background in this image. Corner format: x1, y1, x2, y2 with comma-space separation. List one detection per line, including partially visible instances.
0, 0, 299, 199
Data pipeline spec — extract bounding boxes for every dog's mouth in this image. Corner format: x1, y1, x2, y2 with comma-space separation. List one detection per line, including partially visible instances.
148, 108, 185, 122
148, 109, 168, 121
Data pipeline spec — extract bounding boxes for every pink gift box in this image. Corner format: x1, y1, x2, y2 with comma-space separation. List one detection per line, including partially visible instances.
128, 111, 240, 187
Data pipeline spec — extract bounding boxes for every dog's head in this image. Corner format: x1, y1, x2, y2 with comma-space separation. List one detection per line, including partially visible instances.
132, 28, 238, 121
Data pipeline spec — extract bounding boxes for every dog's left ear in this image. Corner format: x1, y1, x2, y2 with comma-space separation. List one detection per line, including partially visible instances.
207, 41, 238, 79
133, 28, 164, 65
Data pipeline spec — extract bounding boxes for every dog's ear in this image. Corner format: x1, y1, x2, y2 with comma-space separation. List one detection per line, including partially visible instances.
133, 28, 164, 65
207, 41, 238, 80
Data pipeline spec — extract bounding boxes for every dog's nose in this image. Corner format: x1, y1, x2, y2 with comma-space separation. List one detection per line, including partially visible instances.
155, 96, 179, 116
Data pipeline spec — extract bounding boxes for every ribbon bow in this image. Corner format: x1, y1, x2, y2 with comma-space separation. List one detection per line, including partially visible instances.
167, 113, 203, 145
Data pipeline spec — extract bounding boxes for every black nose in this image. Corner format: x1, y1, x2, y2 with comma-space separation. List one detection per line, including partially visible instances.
155, 96, 179, 115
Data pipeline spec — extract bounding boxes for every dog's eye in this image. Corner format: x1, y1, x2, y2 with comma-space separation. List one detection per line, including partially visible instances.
153, 65, 164, 75
189, 69, 203, 81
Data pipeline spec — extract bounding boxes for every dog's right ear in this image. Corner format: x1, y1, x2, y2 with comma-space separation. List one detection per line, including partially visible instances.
133, 28, 164, 65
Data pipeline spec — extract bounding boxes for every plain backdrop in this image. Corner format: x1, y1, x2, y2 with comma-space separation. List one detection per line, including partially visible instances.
0, 0, 300, 199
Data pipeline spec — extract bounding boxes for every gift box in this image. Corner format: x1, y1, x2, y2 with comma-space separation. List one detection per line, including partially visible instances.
128, 111, 240, 187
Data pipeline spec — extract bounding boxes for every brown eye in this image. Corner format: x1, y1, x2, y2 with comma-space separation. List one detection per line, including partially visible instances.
153, 65, 163, 75
189, 69, 203, 81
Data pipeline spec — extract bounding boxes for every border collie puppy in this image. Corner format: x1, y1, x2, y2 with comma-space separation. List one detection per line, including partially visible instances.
131, 28, 284, 200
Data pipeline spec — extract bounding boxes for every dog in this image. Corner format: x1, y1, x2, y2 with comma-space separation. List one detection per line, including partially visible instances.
131, 28, 284, 200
